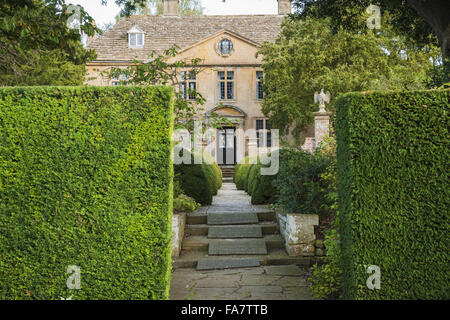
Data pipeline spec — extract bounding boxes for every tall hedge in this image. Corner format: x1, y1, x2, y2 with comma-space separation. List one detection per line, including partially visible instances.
335, 89, 449, 300
0, 86, 174, 300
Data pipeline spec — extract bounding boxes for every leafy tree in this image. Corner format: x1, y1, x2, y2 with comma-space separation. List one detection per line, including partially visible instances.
292, 0, 450, 60
0, 0, 98, 86
258, 17, 440, 138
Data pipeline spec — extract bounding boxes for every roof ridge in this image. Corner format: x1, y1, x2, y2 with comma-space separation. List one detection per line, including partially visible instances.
128, 14, 284, 18
88, 13, 283, 61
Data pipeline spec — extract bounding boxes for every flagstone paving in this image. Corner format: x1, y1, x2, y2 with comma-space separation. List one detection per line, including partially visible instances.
170, 181, 315, 300
170, 265, 314, 300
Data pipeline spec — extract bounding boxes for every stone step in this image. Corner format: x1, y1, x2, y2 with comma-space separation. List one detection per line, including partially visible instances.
185, 223, 279, 236
187, 211, 275, 225
207, 212, 258, 225
173, 249, 317, 269
182, 235, 284, 252
208, 225, 263, 239
209, 239, 268, 255
196, 258, 260, 271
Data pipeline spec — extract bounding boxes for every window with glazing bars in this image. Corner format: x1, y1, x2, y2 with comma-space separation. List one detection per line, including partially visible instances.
256, 71, 264, 100
218, 71, 234, 100
180, 71, 197, 100
256, 119, 272, 148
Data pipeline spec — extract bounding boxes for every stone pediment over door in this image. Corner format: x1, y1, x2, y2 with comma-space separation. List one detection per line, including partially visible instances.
163, 29, 263, 66
207, 105, 246, 118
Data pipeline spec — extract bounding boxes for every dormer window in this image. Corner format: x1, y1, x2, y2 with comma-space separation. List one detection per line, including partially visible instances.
127, 25, 145, 49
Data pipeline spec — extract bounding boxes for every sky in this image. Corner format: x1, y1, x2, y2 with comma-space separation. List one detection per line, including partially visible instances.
68, 0, 279, 27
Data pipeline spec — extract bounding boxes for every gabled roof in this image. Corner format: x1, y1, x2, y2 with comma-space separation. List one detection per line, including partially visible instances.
88, 15, 284, 62
170, 29, 262, 58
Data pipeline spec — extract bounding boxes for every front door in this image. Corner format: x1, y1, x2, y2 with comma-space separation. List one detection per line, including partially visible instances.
217, 127, 236, 165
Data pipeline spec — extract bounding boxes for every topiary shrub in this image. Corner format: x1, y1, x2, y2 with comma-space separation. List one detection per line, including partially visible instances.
233, 156, 255, 190
0, 86, 174, 300
249, 152, 279, 205
234, 154, 278, 205
246, 164, 260, 196
204, 152, 222, 193
335, 89, 450, 300
174, 151, 222, 205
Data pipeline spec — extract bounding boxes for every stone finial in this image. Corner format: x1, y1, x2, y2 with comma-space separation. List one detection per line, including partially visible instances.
314, 88, 331, 113
163, 0, 178, 16
278, 0, 292, 15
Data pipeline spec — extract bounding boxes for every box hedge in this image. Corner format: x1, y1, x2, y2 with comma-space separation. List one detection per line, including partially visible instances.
174, 151, 222, 205
335, 89, 449, 300
234, 155, 277, 204
233, 156, 254, 190
0, 86, 174, 300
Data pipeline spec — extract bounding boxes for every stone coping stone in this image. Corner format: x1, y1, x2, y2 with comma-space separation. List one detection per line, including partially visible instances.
207, 212, 259, 225
197, 258, 260, 271
208, 225, 263, 238
209, 239, 268, 255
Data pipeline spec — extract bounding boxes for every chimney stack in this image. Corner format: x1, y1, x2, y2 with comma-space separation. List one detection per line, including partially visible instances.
278, 0, 291, 15
163, 0, 178, 16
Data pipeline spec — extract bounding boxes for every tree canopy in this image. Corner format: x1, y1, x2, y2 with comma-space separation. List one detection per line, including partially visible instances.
258, 16, 440, 139
0, 0, 97, 86
292, 0, 450, 60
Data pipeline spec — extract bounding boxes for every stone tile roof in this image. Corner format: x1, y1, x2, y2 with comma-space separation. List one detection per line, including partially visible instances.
88, 15, 284, 61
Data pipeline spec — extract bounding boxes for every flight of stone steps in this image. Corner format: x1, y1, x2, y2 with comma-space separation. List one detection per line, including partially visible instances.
173, 182, 312, 271
220, 166, 235, 183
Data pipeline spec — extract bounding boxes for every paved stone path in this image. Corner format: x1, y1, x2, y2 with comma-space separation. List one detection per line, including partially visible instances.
170, 181, 315, 300
170, 265, 314, 300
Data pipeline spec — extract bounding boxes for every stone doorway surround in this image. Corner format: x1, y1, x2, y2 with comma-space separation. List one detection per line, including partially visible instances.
205, 105, 246, 164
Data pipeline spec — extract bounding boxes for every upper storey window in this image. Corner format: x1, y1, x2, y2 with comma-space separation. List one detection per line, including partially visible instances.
256, 71, 264, 100
218, 71, 234, 100
127, 25, 145, 49
180, 71, 197, 100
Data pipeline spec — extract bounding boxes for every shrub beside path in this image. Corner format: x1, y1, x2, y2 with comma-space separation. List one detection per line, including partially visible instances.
170, 182, 315, 300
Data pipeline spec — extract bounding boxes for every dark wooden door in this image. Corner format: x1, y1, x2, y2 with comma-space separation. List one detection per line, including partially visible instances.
217, 127, 236, 165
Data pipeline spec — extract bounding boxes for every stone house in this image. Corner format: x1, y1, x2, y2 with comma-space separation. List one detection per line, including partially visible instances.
86, 0, 300, 165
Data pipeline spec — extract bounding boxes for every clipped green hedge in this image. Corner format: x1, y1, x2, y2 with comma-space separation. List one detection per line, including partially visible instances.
335, 89, 450, 300
174, 151, 221, 205
233, 156, 254, 190
203, 152, 222, 193
234, 155, 277, 205
0, 86, 174, 300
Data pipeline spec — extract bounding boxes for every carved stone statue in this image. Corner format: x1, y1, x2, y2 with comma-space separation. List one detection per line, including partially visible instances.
314, 88, 331, 113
